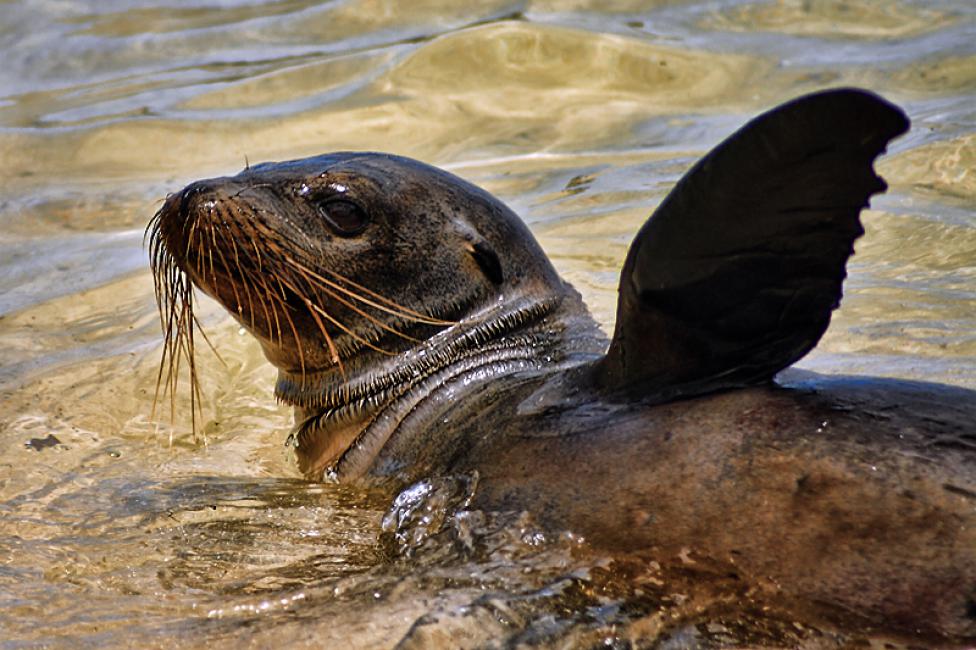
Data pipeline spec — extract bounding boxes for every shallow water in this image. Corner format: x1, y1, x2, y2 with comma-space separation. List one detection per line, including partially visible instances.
1, 1, 974, 647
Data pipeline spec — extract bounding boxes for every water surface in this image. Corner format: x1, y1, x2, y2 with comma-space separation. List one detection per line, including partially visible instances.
1, 1, 974, 647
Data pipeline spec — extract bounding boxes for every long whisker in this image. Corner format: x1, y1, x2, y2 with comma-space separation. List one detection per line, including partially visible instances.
321, 262, 459, 325
289, 264, 421, 345
305, 295, 399, 357
182, 295, 205, 445
148, 219, 216, 444
151, 257, 184, 414
221, 209, 271, 337
249, 269, 284, 346
192, 310, 226, 367
274, 273, 344, 369
210, 229, 245, 319
283, 256, 454, 326
275, 276, 307, 383
227, 233, 256, 329
224, 216, 276, 341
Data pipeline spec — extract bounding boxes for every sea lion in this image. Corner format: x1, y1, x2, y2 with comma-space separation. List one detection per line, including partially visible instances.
148, 88, 976, 642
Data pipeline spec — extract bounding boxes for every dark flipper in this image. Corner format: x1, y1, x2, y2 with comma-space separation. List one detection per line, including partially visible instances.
598, 88, 909, 397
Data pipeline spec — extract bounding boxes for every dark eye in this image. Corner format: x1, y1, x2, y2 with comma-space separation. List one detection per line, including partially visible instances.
317, 199, 369, 236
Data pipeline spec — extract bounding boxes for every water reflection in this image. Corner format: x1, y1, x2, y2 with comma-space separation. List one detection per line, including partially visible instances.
1, 0, 974, 647
703, 0, 954, 40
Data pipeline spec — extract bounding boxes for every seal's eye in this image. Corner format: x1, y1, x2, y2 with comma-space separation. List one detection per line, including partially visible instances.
317, 199, 370, 236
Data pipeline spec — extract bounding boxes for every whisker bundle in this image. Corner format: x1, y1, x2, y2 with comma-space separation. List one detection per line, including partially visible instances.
146, 194, 455, 437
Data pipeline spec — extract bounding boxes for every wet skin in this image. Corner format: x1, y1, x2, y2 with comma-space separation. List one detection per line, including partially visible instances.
150, 89, 976, 641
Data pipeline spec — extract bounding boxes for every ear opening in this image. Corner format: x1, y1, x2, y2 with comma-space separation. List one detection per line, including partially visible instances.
468, 240, 504, 285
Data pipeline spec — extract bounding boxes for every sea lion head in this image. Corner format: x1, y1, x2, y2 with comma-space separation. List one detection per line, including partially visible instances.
149, 152, 602, 480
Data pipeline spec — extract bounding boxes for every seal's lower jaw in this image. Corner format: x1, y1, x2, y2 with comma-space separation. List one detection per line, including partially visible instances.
293, 417, 367, 480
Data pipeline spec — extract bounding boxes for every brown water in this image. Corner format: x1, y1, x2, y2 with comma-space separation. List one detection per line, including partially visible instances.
1, 1, 974, 647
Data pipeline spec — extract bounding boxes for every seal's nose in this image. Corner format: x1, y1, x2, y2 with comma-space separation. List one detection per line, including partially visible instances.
153, 180, 220, 271
177, 181, 213, 223
156, 181, 213, 235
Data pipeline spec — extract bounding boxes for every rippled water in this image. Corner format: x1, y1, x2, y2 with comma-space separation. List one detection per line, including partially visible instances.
1, 1, 974, 647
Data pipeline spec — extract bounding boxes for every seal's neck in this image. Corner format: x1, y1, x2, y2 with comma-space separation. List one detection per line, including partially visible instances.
281, 289, 606, 483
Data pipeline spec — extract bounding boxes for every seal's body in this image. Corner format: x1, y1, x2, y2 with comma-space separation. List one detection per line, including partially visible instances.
448, 371, 976, 638
149, 88, 976, 641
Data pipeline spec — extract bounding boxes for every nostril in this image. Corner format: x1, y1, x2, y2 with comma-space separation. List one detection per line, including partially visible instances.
154, 182, 214, 263
178, 189, 191, 221
178, 182, 209, 222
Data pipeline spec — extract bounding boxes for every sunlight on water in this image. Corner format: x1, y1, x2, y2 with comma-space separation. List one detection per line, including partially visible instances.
1, 0, 974, 647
